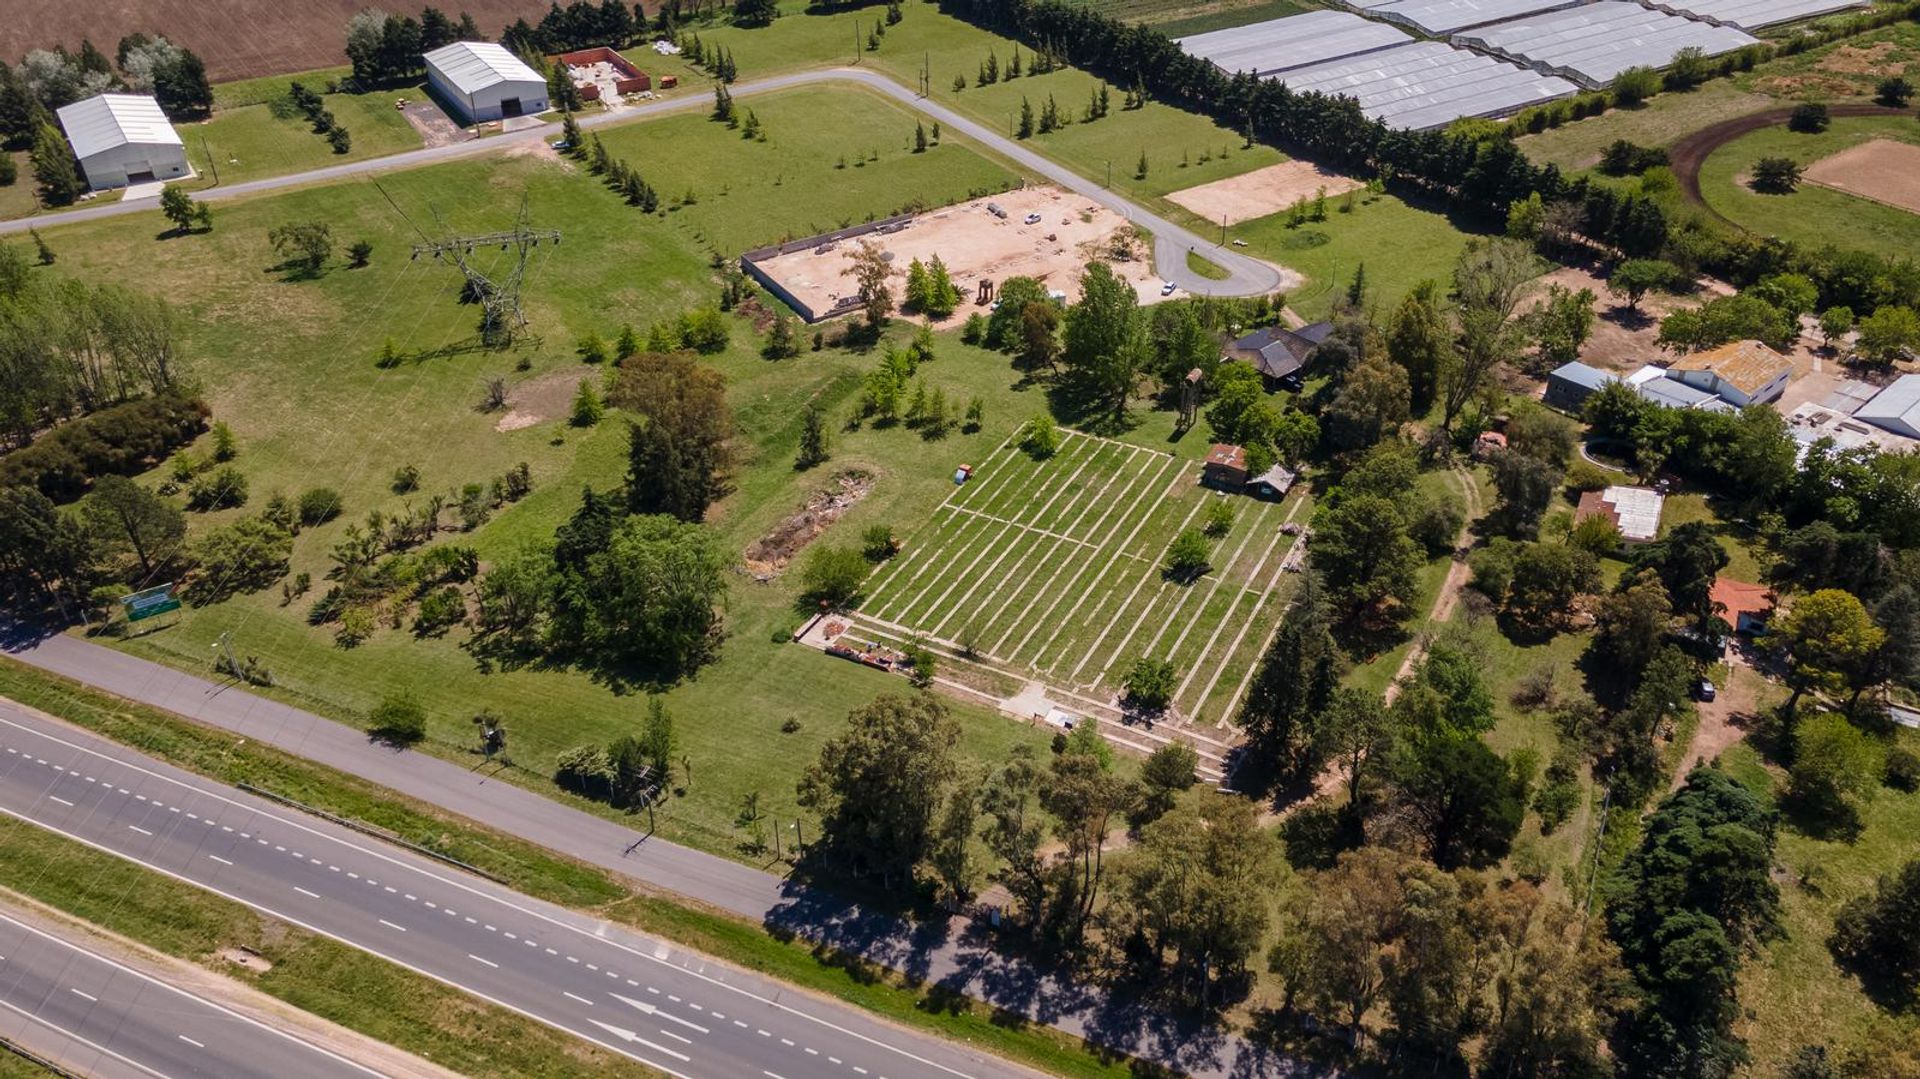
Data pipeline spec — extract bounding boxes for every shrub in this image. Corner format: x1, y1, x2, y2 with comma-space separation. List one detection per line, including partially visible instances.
1019, 414, 1060, 458
1123, 657, 1178, 712
1166, 526, 1211, 580
1204, 499, 1234, 538
347, 240, 373, 268
1750, 156, 1802, 194
800, 545, 867, 607
862, 524, 899, 561
555, 744, 615, 800
187, 466, 249, 511
1886, 745, 1920, 792
366, 692, 427, 745
297, 486, 343, 525
1610, 66, 1661, 107
1788, 102, 1830, 133
0, 393, 209, 502
1564, 458, 1612, 492
391, 464, 420, 493
413, 585, 467, 636
336, 605, 375, 647
1876, 75, 1914, 107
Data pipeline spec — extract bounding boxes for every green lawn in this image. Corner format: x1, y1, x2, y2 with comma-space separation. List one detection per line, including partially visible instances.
1723, 736, 1920, 1074
1154, 0, 1313, 37
0, 819, 663, 1079
1659, 492, 1767, 582
1698, 115, 1920, 263
18, 82, 1074, 859
850, 429, 1306, 723
1193, 189, 1482, 319
183, 78, 427, 189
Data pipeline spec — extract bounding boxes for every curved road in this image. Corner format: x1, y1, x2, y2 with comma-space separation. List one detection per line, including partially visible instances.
0, 68, 1294, 298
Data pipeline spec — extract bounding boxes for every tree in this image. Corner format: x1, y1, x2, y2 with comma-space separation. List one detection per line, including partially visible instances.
1876, 75, 1915, 107
1526, 283, 1597, 369
1856, 306, 1920, 366
184, 515, 292, 606
158, 185, 204, 233
799, 545, 867, 608
637, 697, 677, 791
1239, 572, 1338, 781
1113, 793, 1280, 1002
1788, 102, 1830, 133
913, 121, 928, 153
1165, 526, 1210, 581
1322, 687, 1395, 825
734, 0, 780, 26
1133, 742, 1198, 826
1061, 262, 1146, 419
29, 121, 81, 207
1789, 713, 1882, 823
543, 513, 727, 682
1017, 96, 1034, 138
1389, 734, 1526, 869
611, 352, 734, 522
1274, 846, 1407, 1036
1489, 450, 1561, 538
1311, 494, 1421, 622
1591, 570, 1674, 682
1123, 657, 1178, 712
1751, 156, 1802, 194
797, 693, 958, 885
1020, 413, 1060, 458
347, 240, 371, 267
795, 403, 829, 469
928, 784, 980, 906
367, 692, 427, 746
1636, 521, 1728, 627
1441, 239, 1534, 430
81, 475, 184, 577
1818, 305, 1855, 349
1040, 748, 1136, 942
985, 276, 1048, 350
1503, 541, 1598, 632
849, 239, 893, 327
1830, 857, 1920, 993
1776, 588, 1884, 715
1385, 280, 1449, 413
1609, 258, 1681, 309
1323, 354, 1410, 451
570, 379, 603, 427
268, 221, 333, 276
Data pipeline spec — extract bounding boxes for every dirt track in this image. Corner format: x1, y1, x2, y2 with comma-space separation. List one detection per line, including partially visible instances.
1668, 102, 1908, 228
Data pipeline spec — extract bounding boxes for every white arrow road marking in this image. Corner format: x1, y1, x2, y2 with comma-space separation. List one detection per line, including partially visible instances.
611, 993, 709, 1034
589, 1020, 692, 1062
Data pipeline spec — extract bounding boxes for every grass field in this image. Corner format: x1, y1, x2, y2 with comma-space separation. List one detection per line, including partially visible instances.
1698, 115, 1920, 262
1722, 736, 1920, 1074
183, 74, 428, 189
20, 82, 1067, 859
849, 428, 1308, 738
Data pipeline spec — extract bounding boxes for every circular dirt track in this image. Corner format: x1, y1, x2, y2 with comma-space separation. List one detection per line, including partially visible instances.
1668, 102, 1909, 227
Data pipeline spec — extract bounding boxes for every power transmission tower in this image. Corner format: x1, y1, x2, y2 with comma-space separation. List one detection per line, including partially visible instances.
408, 195, 561, 348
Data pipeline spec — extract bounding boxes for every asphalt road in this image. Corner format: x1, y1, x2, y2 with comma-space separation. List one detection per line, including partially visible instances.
5, 633, 1306, 1079
0, 701, 1040, 1079
0, 909, 382, 1079
0, 69, 1294, 298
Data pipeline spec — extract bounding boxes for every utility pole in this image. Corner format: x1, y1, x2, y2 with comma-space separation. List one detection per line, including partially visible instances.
200, 133, 219, 186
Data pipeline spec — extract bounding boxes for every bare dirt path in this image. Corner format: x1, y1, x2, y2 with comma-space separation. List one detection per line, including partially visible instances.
1668, 102, 1908, 228
1670, 657, 1761, 790
1383, 464, 1482, 704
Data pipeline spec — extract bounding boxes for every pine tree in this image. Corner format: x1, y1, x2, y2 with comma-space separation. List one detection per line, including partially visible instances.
560, 110, 583, 156
795, 404, 829, 469
589, 133, 610, 174
913, 121, 927, 153
571, 379, 604, 426
964, 397, 985, 432
1346, 263, 1369, 308
1008, 46, 1022, 78
616, 324, 640, 359
30, 122, 81, 207
1134, 148, 1149, 180
29, 228, 53, 265
1017, 97, 1034, 139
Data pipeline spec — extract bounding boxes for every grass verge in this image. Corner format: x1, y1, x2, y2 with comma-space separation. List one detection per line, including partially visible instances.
0, 655, 1149, 1079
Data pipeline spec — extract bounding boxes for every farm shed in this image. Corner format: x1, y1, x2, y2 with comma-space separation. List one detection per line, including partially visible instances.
1543, 360, 1617, 412
425, 41, 549, 125
1248, 464, 1298, 500
1203, 444, 1250, 489
1272, 41, 1577, 130
55, 94, 188, 191
1637, 377, 1733, 412
1666, 340, 1792, 407
1855, 375, 1920, 439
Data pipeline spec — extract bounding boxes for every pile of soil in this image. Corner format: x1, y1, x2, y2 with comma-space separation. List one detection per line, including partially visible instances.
743, 470, 874, 578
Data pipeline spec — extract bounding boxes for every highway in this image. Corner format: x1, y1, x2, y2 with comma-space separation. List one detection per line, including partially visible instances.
0, 701, 1040, 1079
0, 68, 1296, 298
0, 909, 383, 1079
4, 631, 1297, 1079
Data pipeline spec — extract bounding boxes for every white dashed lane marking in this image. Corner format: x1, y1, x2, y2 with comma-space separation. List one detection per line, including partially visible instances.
47, 796, 72, 807
178, 1035, 204, 1048
377, 919, 407, 933
294, 886, 320, 899
469, 954, 499, 969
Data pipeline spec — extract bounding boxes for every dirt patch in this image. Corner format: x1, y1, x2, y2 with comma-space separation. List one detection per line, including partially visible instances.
744, 470, 874, 577
1804, 138, 1920, 215
1667, 102, 1909, 227
1817, 41, 1902, 76
3, 0, 549, 82
494, 367, 592, 432
402, 99, 470, 149
1163, 160, 1363, 227
749, 186, 1166, 328
217, 945, 274, 972
504, 138, 571, 167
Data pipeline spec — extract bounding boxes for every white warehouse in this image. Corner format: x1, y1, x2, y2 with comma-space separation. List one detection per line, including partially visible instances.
424, 41, 549, 125
55, 93, 189, 191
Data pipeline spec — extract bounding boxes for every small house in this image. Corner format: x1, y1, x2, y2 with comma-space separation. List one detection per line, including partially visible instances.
1576, 485, 1664, 545
1248, 463, 1297, 500
55, 94, 188, 191
1223, 321, 1333, 388
1543, 360, 1617, 413
424, 41, 549, 124
1666, 340, 1793, 407
1711, 577, 1774, 636
1203, 444, 1249, 489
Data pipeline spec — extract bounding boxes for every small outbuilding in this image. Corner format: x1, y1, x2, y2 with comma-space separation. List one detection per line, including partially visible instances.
1576, 484, 1665, 545
55, 93, 188, 191
1248, 463, 1297, 500
1202, 444, 1250, 489
1543, 360, 1617, 413
1666, 340, 1793, 407
1855, 374, 1920, 439
424, 41, 549, 125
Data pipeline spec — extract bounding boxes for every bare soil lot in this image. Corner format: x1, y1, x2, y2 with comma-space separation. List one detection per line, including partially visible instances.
751, 185, 1166, 327
1804, 138, 1920, 215
1164, 159, 1362, 226
4, 0, 547, 82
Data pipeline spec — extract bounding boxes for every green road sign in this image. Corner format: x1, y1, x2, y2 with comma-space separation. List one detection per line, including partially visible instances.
122, 584, 181, 623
